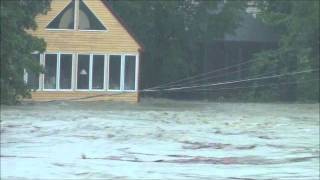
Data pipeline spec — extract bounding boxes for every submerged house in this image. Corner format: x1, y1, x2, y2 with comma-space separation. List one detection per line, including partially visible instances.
25, 0, 143, 102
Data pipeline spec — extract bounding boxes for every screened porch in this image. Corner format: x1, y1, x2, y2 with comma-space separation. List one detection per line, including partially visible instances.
25, 53, 139, 92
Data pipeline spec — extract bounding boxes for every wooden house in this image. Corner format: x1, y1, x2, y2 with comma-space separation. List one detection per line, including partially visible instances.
25, 0, 143, 102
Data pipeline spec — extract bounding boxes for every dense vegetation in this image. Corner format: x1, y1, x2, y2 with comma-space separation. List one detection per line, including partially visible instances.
1, 0, 51, 104
0, 0, 318, 104
249, 0, 319, 101
109, 0, 319, 102
108, 0, 246, 89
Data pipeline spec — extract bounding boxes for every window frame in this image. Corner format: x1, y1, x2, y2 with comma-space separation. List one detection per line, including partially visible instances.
43, 53, 59, 91
59, 53, 74, 91
35, 52, 139, 93
123, 54, 139, 92
45, 0, 107, 32
107, 54, 123, 92
43, 52, 74, 91
91, 53, 107, 91
107, 54, 139, 92
76, 53, 107, 91
123, 54, 138, 92
24, 53, 42, 91
45, 0, 77, 31
78, 0, 107, 32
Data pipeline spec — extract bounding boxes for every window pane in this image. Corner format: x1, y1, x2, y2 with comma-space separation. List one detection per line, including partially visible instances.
47, 0, 75, 29
79, 0, 106, 30
77, 55, 90, 89
109, 55, 121, 90
124, 56, 136, 90
60, 54, 72, 89
44, 54, 57, 89
27, 54, 40, 90
92, 55, 104, 90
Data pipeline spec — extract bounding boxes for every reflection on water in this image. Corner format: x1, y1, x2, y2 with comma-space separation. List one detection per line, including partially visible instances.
1, 99, 319, 179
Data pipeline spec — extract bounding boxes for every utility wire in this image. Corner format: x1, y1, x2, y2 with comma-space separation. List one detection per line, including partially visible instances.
153, 78, 319, 93
157, 66, 278, 90
144, 68, 319, 92
152, 65, 253, 90
145, 58, 258, 90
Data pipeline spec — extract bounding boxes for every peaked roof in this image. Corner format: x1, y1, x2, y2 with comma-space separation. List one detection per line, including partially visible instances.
101, 1, 144, 51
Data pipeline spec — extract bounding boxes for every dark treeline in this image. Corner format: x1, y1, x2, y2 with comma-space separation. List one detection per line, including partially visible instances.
108, 0, 319, 102
108, 0, 246, 88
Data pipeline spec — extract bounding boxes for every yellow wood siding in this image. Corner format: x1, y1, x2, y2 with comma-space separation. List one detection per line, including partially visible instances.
29, 92, 138, 102
29, 0, 141, 53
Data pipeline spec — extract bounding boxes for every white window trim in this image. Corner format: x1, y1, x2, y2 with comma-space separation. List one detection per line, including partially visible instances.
39, 52, 138, 93
76, 53, 91, 91
78, 0, 108, 32
46, 0, 108, 32
105, 54, 109, 90
107, 54, 138, 92
39, 54, 44, 91
107, 54, 123, 92
91, 54, 107, 91
59, 53, 74, 91
135, 53, 140, 92
76, 53, 106, 91
123, 54, 138, 92
43, 52, 73, 91
78, 29, 107, 32
45, 0, 76, 31
43, 53, 58, 91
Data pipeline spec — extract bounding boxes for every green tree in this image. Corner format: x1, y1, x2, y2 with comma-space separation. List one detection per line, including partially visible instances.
1, 0, 51, 104
107, 0, 246, 89
250, 0, 319, 101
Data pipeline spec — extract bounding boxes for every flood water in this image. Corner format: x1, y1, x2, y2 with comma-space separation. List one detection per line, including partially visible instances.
1, 99, 319, 179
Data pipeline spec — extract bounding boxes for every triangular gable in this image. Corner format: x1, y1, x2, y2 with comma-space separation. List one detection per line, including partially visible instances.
31, 0, 143, 52
46, 0, 107, 31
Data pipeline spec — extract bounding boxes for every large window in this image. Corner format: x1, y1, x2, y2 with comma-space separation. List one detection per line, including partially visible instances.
92, 55, 105, 89
44, 54, 58, 89
108, 55, 137, 91
60, 54, 73, 89
37, 53, 138, 92
109, 55, 121, 90
26, 54, 41, 90
47, 0, 75, 29
77, 55, 90, 89
77, 54, 105, 90
124, 56, 136, 90
44, 53, 73, 90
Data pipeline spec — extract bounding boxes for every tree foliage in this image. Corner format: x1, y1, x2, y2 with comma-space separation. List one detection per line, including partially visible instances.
107, 0, 246, 88
1, 0, 51, 104
250, 0, 319, 101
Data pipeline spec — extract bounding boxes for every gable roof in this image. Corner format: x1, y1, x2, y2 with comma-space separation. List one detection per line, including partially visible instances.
101, 1, 144, 51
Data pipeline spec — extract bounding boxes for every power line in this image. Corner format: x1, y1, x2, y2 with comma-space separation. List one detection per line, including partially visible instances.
155, 66, 278, 90
153, 78, 319, 93
144, 68, 319, 92
145, 58, 259, 90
